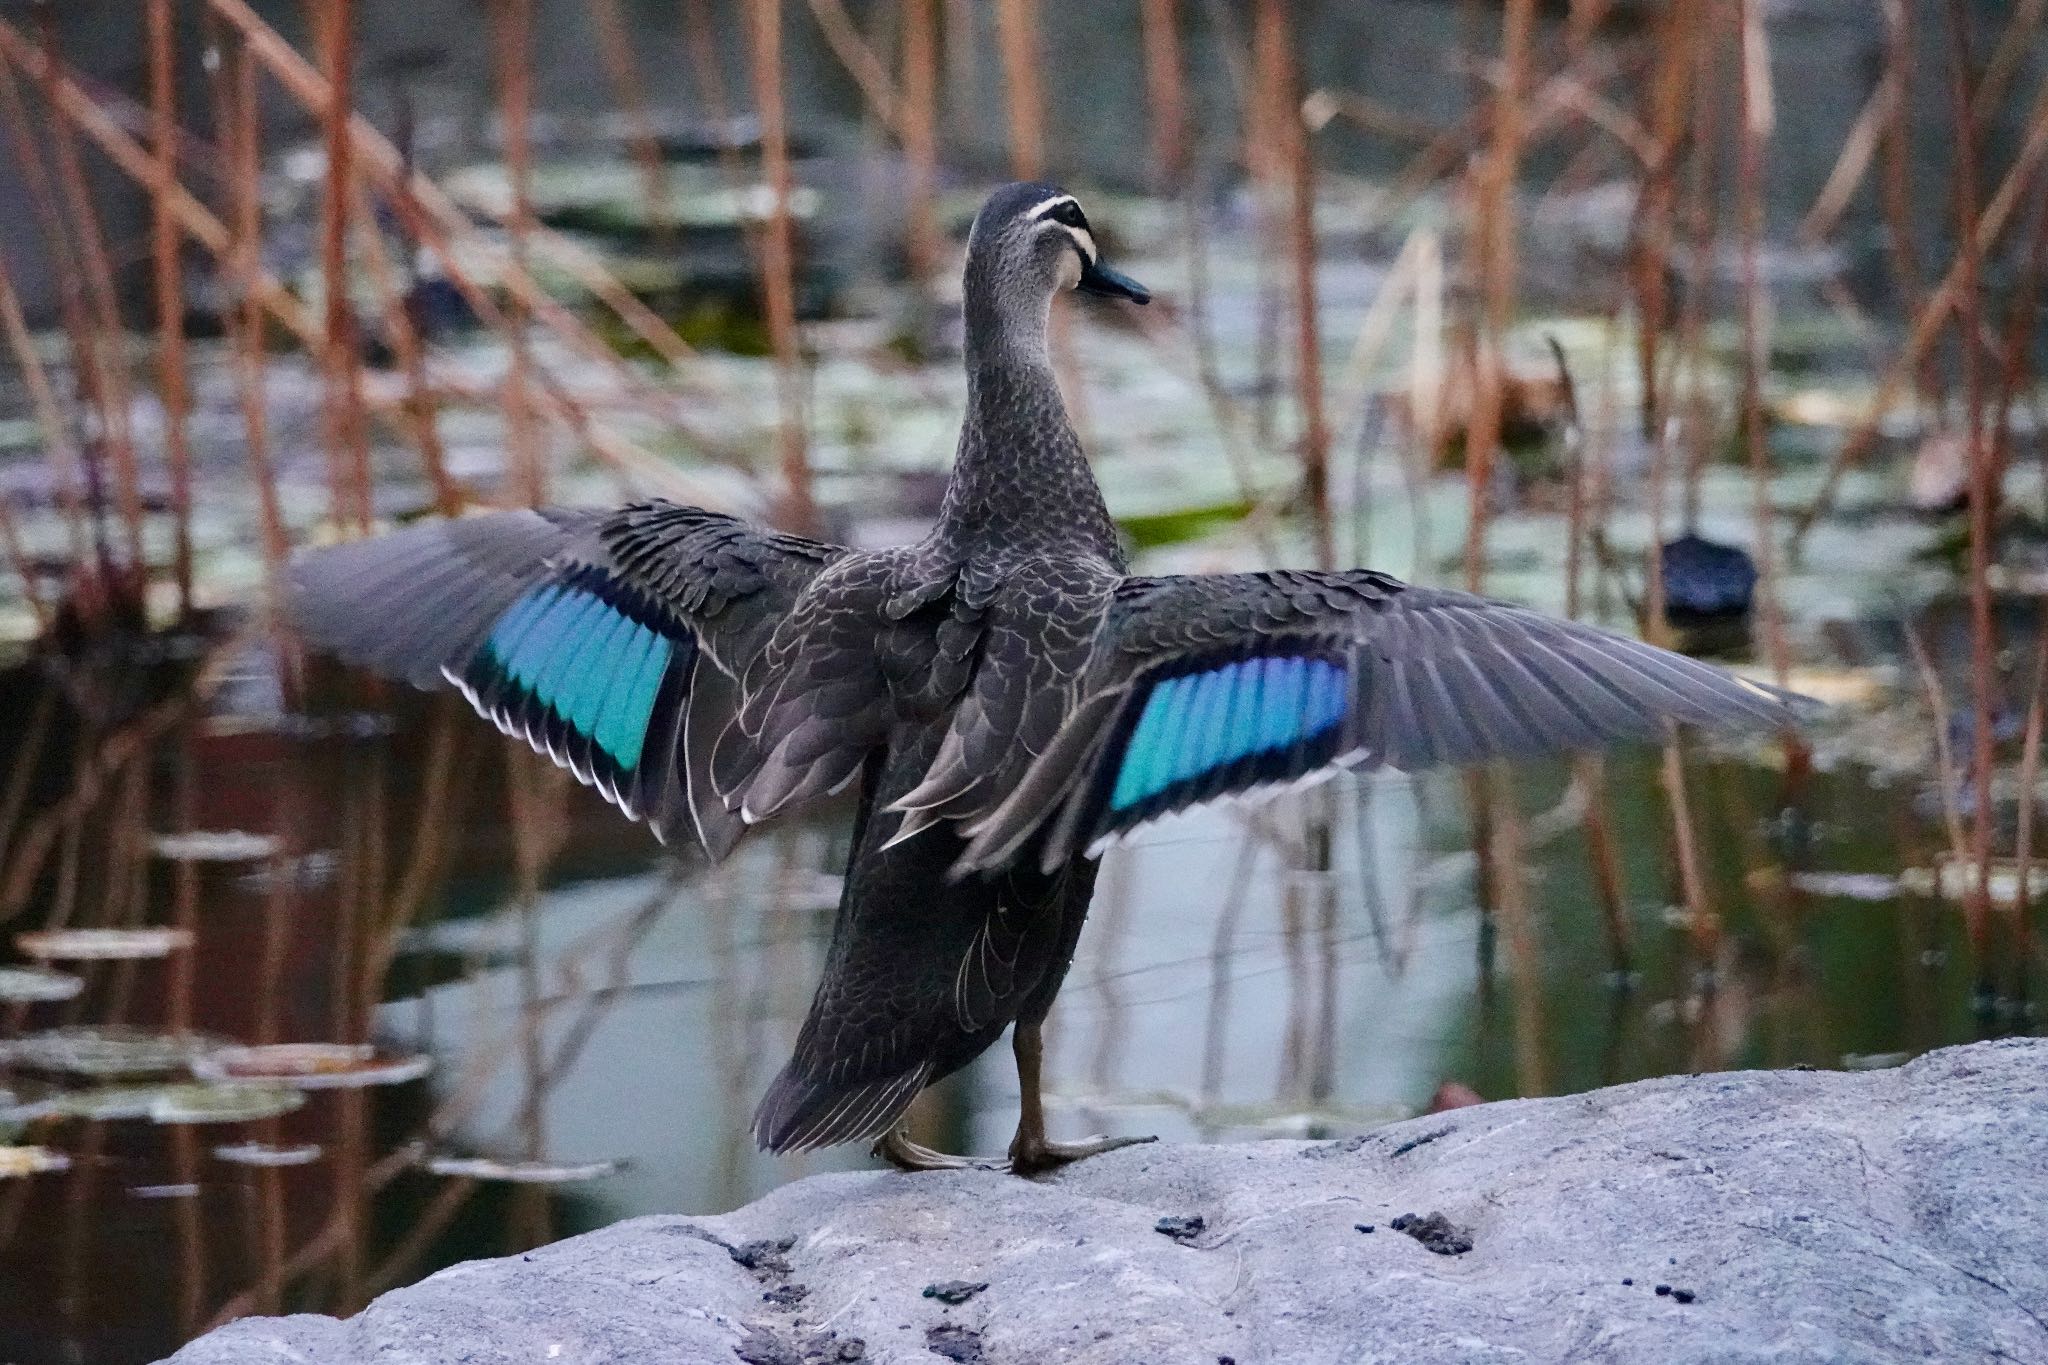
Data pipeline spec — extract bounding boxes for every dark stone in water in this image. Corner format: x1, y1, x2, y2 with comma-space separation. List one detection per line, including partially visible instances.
406, 277, 479, 339
1659, 534, 1757, 623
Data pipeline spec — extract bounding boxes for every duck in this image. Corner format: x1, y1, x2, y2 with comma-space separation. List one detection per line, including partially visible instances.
292, 181, 1809, 1174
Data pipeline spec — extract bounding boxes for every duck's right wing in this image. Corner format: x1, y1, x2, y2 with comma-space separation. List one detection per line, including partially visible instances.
290, 501, 842, 857
956, 568, 1813, 875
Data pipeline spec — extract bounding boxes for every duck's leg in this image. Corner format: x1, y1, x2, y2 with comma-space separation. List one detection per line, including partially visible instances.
873, 1129, 983, 1172
1005, 1020, 1155, 1175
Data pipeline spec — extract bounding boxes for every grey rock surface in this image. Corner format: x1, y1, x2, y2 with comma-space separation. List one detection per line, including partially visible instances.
163, 1038, 2048, 1365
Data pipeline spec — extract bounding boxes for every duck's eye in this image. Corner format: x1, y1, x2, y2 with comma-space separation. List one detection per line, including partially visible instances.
1049, 202, 1088, 231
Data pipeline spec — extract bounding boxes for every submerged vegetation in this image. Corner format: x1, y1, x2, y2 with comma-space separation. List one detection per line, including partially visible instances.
0, 1, 2043, 1361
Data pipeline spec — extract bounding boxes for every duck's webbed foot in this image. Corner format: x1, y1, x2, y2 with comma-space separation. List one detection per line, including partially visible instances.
1006, 1125, 1156, 1176
873, 1128, 994, 1172
1004, 1019, 1156, 1177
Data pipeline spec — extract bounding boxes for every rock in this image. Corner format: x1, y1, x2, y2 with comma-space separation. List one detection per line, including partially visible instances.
163, 1039, 2048, 1365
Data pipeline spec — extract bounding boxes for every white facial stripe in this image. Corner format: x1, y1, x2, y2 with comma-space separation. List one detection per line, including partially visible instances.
1054, 222, 1097, 264
1024, 195, 1080, 222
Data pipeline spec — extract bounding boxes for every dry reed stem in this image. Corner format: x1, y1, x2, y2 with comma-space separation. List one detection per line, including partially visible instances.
490, 0, 545, 507
805, 0, 903, 135
1255, 0, 1333, 568
1795, 70, 2048, 543
1631, 0, 1702, 439
1140, 0, 1188, 188
1660, 733, 1717, 959
219, 32, 293, 621
1797, 53, 1896, 245
993, 0, 1045, 178
1946, 0, 1995, 950
1904, 622, 1973, 871
350, 183, 458, 512
1551, 336, 1632, 973
316, 0, 373, 531
149, 0, 194, 615
747, 0, 817, 534
2015, 629, 2046, 977
0, 251, 91, 568
1972, 0, 2046, 125
590, 0, 675, 249
1489, 767, 1547, 1096
901, 0, 940, 281
1736, 0, 1789, 687
1463, 0, 1537, 591
29, 8, 146, 573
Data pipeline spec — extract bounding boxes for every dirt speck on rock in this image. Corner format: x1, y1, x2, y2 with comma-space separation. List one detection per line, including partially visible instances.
1390, 1211, 1473, 1256
922, 1280, 988, 1306
731, 1238, 796, 1275
925, 1323, 985, 1363
1154, 1214, 1206, 1242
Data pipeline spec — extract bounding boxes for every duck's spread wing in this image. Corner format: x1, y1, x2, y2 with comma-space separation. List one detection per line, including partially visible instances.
290, 501, 841, 855
957, 568, 1812, 875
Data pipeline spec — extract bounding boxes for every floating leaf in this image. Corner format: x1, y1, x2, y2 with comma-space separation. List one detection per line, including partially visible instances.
0, 1083, 61, 1128
0, 967, 84, 1002
150, 830, 280, 862
213, 1141, 323, 1168
192, 1043, 432, 1090
1900, 857, 2047, 908
15, 927, 193, 961
51, 1086, 172, 1121
1, 1027, 223, 1078
0, 1145, 69, 1178
420, 1154, 626, 1185
148, 1085, 305, 1125
1786, 871, 1902, 902
129, 1182, 200, 1199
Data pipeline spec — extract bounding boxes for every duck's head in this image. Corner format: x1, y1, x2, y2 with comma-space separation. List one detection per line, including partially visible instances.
963, 183, 1150, 345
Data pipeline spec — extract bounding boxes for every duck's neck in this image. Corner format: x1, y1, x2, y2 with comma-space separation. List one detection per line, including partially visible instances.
933, 289, 1121, 564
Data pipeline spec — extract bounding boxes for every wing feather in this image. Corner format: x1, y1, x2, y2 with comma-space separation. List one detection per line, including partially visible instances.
956, 570, 1814, 875
291, 502, 840, 852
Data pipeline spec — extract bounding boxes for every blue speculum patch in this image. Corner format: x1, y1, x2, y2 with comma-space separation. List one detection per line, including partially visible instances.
477, 584, 676, 771
1109, 654, 1349, 812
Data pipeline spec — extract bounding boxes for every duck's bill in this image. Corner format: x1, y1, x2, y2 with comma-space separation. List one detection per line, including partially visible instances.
1077, 259, 1151, 304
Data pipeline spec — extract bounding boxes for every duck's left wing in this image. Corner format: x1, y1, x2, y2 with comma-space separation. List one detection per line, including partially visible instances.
956, 568, 1810, 874
291, 501, 841, 855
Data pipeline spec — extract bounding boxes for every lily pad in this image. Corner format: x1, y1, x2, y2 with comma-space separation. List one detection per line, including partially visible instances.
147, 1084, 306, 1124
150, 830, 280, 862
129, 1182, 200, 1199
192, 1043, 432, 1090
0, 1145, 70, 1178
1900, 857, 2047, 908
0, 1027, 223, 1078
0, 967, 84, 1002
420, 1154, 626, 1185
15, 927, 194, 960
51, 1086, 174, 1121
213, 1141, 323, 1167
